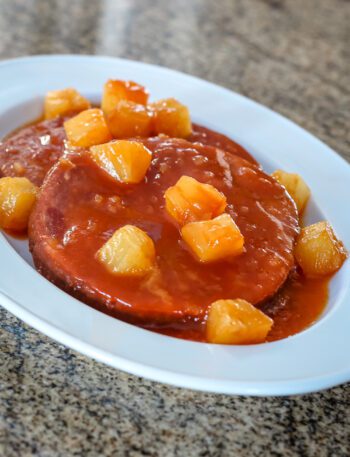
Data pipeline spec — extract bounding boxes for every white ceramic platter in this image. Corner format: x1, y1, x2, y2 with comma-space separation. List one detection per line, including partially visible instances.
0, 55, 349, 396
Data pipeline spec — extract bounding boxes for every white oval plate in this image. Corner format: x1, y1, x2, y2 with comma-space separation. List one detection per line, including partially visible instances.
0, 55, 349, 396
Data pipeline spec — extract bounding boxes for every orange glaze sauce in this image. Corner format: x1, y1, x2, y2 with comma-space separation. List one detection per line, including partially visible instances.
146, 270, 330, 343
2, 212, 331, 343
263, 270, 329, 342
32, 146, 330, 343
33, 141, 301, 323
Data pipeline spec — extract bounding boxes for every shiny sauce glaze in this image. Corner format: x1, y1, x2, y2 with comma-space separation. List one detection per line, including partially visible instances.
152, 269, 329, 342
1, 118, 330, 343
0, 117, 256, 186
0, 116, 68, 186
189, 123, 258, 166
29, 137, 301, 327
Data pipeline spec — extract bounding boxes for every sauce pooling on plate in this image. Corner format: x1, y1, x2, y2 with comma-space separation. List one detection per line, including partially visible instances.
152, 270, 330, 343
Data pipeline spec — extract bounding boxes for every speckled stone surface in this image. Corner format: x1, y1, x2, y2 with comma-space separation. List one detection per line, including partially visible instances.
0, 0, 349, 455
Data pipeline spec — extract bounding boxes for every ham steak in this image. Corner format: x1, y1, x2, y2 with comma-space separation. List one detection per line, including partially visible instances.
29, 137, 299, 323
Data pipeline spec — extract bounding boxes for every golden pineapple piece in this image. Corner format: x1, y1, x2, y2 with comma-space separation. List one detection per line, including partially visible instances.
97, 225, 156, 276
272, 169, 311, 214
294, 221, 347, 277
206, 299, 273, 344
165, 175, 226, 225
181, 213, 244, 263
44, 88, 91, 120
102, 80, 149, 115
0, 177, 38, 232
107, 101, 153, 138
90, 140, 152, 184
64, 108, 112, 148
151, 98, 192, 138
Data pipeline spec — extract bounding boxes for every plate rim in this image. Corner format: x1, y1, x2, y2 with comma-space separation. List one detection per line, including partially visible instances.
0, 54, 349, 396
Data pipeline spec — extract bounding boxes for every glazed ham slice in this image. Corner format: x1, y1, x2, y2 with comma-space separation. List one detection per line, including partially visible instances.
29, 138, 299, 324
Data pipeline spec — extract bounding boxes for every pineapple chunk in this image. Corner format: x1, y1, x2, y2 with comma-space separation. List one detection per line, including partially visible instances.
102, 80, 149, 115
272, 170, 310, 214
107, 101, 153, 138
165, 175, 227, 225
90, 140, 152, 184
64, 109, 112, 148
294, 221, 347, 277
206, 299, 273, 344
181, 213, 244, 263
0, 177, 38, 231
44, 88, 91, 120
97, 225, 156, 276
151, 98, 192, 138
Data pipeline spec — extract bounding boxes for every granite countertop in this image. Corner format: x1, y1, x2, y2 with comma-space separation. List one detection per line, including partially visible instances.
0, 0, 349, 455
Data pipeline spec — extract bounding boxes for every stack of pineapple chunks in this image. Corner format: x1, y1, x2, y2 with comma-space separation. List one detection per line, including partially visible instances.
0, 78, 347, 346
165, 175, 244, 262
49, 79, 193, 149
